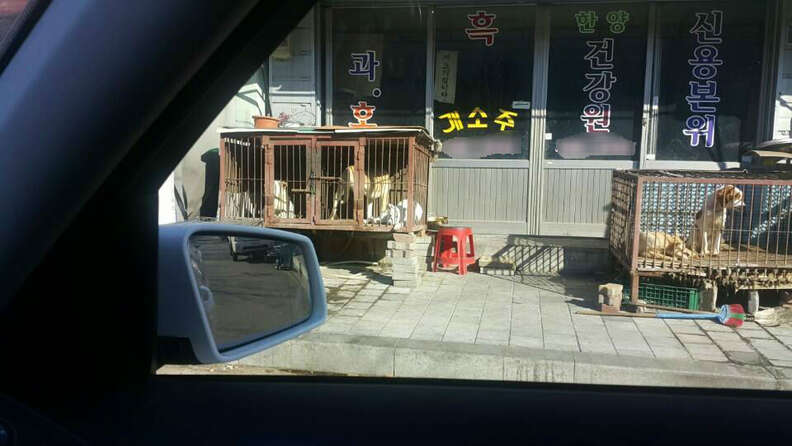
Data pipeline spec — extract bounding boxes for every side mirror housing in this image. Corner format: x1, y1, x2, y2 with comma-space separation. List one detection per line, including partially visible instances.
157, 223, 326, 364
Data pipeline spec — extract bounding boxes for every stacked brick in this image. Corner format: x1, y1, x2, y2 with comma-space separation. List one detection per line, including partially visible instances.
385, 233, 433, 288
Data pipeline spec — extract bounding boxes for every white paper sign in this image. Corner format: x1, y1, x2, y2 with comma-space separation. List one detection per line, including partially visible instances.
434, 50, 458, 104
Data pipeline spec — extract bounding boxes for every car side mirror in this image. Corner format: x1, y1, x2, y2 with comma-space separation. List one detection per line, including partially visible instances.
157, 223, 326, 364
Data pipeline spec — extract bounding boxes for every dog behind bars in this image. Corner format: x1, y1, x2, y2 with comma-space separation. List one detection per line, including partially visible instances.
686, 185, 745, 256
639, 231, 697, 261
330, 165, 390, 221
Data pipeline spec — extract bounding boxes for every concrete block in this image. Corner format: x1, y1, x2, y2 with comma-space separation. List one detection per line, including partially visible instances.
598, 283, 623, 309
700, 283, 717, 312
386, 241, 412, 250
386, 249, 414, 258
391, 256, 419, 266
600, 303, 620, 314
392, 233, 417, 243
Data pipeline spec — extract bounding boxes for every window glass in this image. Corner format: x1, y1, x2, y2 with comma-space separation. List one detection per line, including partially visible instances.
546, 4, 647, 160
654, 1, 766, 161
433, 7, 534, 159
332, 8, 426, 127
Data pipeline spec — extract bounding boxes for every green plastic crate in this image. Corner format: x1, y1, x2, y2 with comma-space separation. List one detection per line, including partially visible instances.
622, 282, 700, 310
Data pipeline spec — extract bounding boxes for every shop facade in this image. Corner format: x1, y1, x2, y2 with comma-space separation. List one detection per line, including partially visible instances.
165, 0, 792, 240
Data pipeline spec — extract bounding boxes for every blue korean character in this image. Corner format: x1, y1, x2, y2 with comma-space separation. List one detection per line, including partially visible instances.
349, 50, 381, 82
688, 45, 723, 80
685, 80, 720, 113
682, 114, 716, 148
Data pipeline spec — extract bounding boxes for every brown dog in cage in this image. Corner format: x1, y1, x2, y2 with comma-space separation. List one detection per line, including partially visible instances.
330, 165, 391, 221
639, 231, 697, 261
686, 185, 745, 256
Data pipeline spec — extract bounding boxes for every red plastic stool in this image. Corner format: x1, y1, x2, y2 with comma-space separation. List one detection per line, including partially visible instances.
432, 226, 476, 275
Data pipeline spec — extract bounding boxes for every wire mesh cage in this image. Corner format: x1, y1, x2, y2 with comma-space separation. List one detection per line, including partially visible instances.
218, 128, 435, 233
610, 170, 792, 292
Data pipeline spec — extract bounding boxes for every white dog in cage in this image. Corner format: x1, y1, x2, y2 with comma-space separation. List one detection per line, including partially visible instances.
687, 185, 745, 255
273, 180, 295, 219
377, 199, 424, 230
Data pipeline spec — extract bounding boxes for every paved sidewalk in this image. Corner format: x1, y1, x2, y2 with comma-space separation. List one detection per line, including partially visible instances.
237, 265, 792, 389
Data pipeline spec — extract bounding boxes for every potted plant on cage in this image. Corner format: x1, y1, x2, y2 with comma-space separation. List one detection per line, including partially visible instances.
252, 115, 279, 129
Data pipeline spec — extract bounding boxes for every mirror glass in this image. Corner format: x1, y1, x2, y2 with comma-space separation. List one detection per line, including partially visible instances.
188, 233, 312, 351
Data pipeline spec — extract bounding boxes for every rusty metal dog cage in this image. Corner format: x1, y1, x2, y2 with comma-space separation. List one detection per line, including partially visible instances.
218, 127, 435, 233
610, 170, 792, 301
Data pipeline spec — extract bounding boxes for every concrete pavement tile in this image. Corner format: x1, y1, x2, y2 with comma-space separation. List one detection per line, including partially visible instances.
707, 331, 742, 342
344, 302, 373, 310
769, 359, 792, 367
513, 295, 540, 304
509, 336, 544, 348
726, 351, 763, 365
748, 338, 791, 355
354, 294, 381, 303
380, 294, 407, 301
644, 336, 684, 349
542, 327, 576, 336
686, 344, 728, 362
767, 326, 792, 336
579, 343, 617, 355
543, 343, 580, 352
316, 322, 353, 334
359, 312, 394, 323
676, 333, 713, 344
443, 332, 477, 344
695, 320, 733, 332
752, 347, 792, 361
330, 315, 361, 324
774, 335, 792, 346
543, 333, 578, 346
714, 340, 755, 353
476, 330, 510, 344
410, 328, 446, 342
379, 322, 417, 338
615, 348, 654, 358
348, 325, 383, 337
741, 330, 774, 339
667, 325, 704, 335
650, 347, 691, 360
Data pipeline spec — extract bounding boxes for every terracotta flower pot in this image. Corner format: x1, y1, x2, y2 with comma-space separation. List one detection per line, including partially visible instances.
253, 115, 279, 129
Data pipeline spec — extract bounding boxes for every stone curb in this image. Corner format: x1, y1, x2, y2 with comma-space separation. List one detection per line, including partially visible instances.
238, 332, 789, 390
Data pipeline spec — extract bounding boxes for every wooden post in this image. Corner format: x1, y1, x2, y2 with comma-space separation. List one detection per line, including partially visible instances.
355, 137, 366, 225
218, 135, 226, 219
630, 177, 644, 305
406, 136, 415, 233
264, 136, 274, 225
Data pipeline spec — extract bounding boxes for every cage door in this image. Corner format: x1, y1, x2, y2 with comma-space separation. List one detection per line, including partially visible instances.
269, 141, 311, 224
314, 142, 361, 225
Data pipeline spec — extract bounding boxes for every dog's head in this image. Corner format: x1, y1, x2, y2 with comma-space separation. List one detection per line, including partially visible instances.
716, 185, 745, 209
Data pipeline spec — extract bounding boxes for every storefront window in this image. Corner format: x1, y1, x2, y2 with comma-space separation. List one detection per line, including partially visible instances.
332, 8, 426, 127
545, 4, 648, 160
654, 1, 766, 161
433, 7, 534, 159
